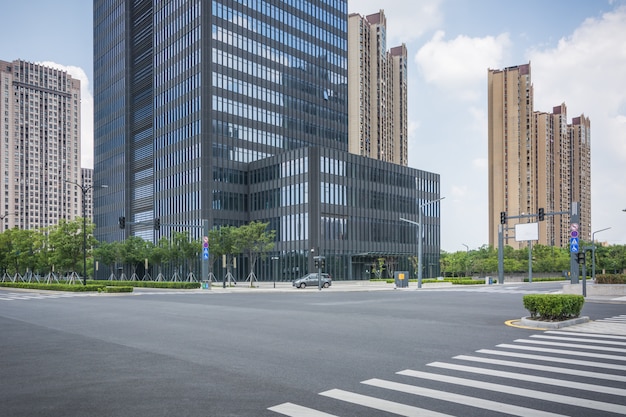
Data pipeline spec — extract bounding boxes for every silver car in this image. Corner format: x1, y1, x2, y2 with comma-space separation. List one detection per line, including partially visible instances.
292, 273, 332, 289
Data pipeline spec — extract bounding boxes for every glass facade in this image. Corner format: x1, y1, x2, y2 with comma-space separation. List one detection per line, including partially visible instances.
93, 0, 441, 281
248, 147, 441, 280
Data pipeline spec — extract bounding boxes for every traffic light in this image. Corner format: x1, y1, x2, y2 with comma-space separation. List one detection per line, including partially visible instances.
577, 251, 586, 264
538, 208, 545, 221
500, 211, 507, 224
154, 218, 160, 230
118, 216, 125, 229
320, 258, 325, 269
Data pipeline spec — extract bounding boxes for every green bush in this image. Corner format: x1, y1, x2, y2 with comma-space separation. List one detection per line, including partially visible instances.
595, 274, 626, 284
380, 278, 484, 285
0, 280, 201, 291
446, 278, 484, 285
523, 277, 567, 283
87, 280, 201, 289
99, 286, 133, 293
523, 294, 584, 321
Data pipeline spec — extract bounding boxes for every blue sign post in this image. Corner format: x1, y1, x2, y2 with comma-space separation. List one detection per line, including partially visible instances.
569, 203, 580, 284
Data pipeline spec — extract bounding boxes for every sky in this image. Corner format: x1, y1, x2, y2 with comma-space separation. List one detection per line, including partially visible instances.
0, 0, 625, 252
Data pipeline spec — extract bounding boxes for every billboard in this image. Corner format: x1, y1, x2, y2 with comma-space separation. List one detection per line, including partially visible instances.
515, 222, 539, 241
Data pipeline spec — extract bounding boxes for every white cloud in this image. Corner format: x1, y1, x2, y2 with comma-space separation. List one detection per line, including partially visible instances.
415, 31, 512, 100
473, 158, 487, 171
528, 5, 626, 244
38, 61, 93, 169
348, 0, 443, 44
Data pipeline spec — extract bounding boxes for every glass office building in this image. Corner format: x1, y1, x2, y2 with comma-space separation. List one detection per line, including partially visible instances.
93, 0, 441, 281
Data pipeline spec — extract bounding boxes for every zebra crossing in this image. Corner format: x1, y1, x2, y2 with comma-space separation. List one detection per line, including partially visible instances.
0, 290, 196, 301
269, 317, 626, 417
432, 285, 561, 295
0, 291, 100, 301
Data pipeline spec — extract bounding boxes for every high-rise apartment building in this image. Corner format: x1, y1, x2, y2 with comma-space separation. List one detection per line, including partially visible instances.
348, 10, 408, 166
82, 168, 95, 220
0, 59, 83, 231
488, 63, 591, 249
93, 0, 441, 281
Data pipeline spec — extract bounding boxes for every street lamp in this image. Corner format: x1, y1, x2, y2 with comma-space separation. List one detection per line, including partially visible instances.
401, 196, 445, 288
462, 243, 469, 277
271, 256, 279, 288
65, 180, 108, 285
591, 227, 611, 281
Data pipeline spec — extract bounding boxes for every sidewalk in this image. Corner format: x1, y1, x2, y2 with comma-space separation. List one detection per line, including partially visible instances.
558, 318, 626, 336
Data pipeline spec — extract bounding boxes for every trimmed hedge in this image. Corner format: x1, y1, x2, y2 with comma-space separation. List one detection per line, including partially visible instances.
0, 281, 201, 291
87, 280, 201, 289
523, 277, 568, 283
523, 294, 584, 321
379, 278, 484, 285
596, 274, 626, 284
99, 286, 133, 293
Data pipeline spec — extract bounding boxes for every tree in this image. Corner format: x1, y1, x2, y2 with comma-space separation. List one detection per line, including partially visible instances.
122, 236, 151, 280
439, 252, 450, 277
94, 240, 123, 280
234, 221, 276, 286
48, 219, 85, 277
208, 225, 239, 284
149, 236, 171, 281
172, 231, 200, 281
0, 228, 39, 277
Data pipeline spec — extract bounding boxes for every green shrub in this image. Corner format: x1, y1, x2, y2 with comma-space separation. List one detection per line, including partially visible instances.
87, 280, 201, 289
523, 277, 567, 283
523, 294, 584, 321
446, 279, 484, 285
99, 286, 133, 293
595, 274, 626, 284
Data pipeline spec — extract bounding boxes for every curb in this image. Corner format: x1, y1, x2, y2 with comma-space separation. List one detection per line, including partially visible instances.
519, 315, 590, 329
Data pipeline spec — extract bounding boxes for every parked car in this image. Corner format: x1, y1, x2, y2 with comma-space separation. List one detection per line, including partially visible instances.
292, 273, 332, 289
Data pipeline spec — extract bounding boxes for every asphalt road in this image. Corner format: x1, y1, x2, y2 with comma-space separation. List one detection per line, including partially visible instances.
1, 283, 624, 416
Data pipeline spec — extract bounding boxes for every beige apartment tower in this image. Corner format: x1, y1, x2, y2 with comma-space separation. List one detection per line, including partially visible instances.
348, 10, 408, 166
0, 59, 83, 231
488, 63, 591, 249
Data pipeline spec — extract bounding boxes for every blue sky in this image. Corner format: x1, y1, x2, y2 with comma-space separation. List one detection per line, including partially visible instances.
1, 0, 625, 252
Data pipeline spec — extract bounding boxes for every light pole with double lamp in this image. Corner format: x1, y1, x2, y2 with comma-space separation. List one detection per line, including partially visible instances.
65, 180, 108, 285
401, 197, 445, 289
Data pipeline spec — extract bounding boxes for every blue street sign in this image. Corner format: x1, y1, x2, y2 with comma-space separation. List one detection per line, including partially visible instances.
570, 237, 579, 253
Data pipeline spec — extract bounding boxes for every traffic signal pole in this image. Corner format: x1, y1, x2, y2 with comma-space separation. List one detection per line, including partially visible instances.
497, 207, 569, 284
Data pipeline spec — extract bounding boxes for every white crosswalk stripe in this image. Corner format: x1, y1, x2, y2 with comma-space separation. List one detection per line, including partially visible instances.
269, 317, 626, 416
0, 292, 98, 301
0, 290, 197, 301
362, 378, 568, 417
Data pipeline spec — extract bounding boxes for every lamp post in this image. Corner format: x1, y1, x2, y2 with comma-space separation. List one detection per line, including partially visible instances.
65, 180, 108, 285
591, 227, 611, 281
271, 256, 279, 288
401, 196, 445, 289
462, 243, 469, 278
